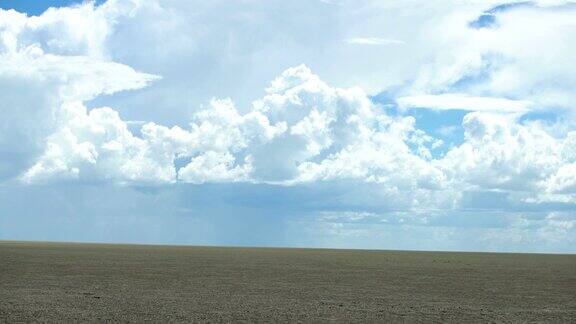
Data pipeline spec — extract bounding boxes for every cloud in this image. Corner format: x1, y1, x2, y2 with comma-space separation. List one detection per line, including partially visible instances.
411, 1, 576, 114
439, 112, 576, 196
0, 0, 142, 58
344, 37, 405, 45
17, 60, 576, 217
397, 94, 532, 114
1, 0, 576, 252
21, 65, 444, 192
21, 102, 175, 184
46, 0, 575, 124
2, 1, 575, 200
0, 1, 158, 182
547, 164, 576, 193
546, 133, 576, 193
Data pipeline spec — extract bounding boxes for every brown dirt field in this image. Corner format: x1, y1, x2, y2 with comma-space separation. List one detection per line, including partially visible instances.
0, 241, 575, 322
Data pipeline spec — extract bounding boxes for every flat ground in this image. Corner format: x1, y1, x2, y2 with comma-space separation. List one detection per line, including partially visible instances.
0, 241, 574, 322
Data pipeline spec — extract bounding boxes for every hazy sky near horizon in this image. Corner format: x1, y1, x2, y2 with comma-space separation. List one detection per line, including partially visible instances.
1, 0, 575, 252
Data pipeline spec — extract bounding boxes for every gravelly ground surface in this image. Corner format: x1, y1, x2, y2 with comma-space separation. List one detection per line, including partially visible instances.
0, 241, 575, 323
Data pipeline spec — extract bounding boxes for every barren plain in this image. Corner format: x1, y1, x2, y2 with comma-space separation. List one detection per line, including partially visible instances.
1, 241, 575, 322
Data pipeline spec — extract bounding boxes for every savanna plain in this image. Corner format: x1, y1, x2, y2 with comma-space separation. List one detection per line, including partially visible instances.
0, 241, 575, 322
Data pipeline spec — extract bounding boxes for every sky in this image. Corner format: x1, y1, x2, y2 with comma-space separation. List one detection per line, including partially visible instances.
0, 0, 575, 253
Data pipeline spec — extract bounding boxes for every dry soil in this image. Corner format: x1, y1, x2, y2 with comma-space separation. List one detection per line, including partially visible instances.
0, 241, 575, 322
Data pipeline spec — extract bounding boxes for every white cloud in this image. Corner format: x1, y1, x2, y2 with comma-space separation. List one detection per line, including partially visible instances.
397, 94, 532, 114
439, 112, 574, 196
178, 151, 253, 184
547, 163, 576, 194
344, 37, 405, 46
0, 0, 142, 58
410, 1, 576, 114
22, 102, 175, 184
21, 65, 443, 191
1, 0, 576, 252
0, 2, 156, 182
1, 45, 158, 101
79, 0, 491, 121
17, 57, 575, 213
2, 1, 574, 196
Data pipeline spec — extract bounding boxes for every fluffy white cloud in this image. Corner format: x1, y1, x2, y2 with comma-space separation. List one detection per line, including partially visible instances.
22, 65, 444, 191
22, 102, 175, 184
547, 132, 576, 194
440, 113, 566, 193
0, 0, 575, 252
16, 60, 575, 215
0, 1, 157, 182
0, 0, 142, 58
1, 0, 574, 203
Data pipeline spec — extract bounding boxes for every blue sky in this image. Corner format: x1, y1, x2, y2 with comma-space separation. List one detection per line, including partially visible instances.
0, 0, 575, 253
0, 0, 103, 15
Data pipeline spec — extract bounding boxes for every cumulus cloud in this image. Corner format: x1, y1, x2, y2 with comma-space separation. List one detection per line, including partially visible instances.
22, 65, 443, 192
16, 60, 576, 215
1, 0, 576, 251
439, 112, 571, 194
547, 133, 576, 193
22, 102, 175, 184
2, 1, 575, 191
2, 1, 575, 202
0, 0, 141, 58
0, 1, 157, 182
